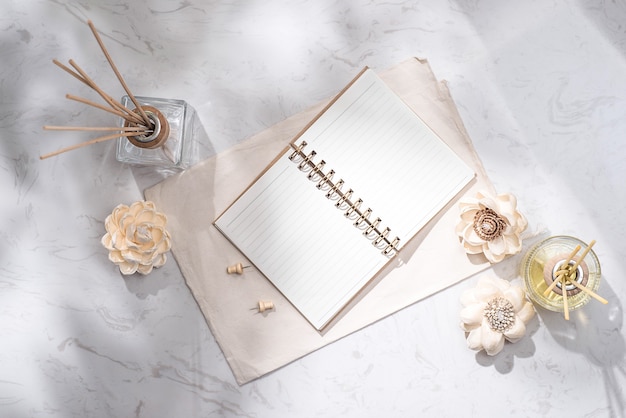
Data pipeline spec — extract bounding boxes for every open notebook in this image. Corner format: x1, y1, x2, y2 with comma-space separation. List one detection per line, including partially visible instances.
214, 68, 475, 331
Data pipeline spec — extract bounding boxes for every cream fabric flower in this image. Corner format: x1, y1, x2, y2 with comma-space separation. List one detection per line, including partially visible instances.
101, 201, 172, 275
460, 276, 535, 356
455, 191, 528, 263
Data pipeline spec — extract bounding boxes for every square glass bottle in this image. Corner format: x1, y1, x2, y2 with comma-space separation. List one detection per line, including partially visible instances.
116, 96, 194, 168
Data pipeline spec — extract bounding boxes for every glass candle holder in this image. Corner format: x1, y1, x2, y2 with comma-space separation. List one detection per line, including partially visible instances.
521, 235, 601, 312
116, 96, 194, 168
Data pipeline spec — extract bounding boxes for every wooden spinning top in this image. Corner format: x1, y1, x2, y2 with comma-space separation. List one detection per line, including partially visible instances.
124, 105, 170, 149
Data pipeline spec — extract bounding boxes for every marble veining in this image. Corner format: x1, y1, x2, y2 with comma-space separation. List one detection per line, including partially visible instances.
2, 0, 626, 416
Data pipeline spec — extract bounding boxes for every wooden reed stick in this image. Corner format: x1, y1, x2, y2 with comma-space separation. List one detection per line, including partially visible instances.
87, 20, 151, 126
40, 131, 141, 160
562, 274, 570, 320
543, 244, 581, 296
566, 277, 608, 304
566, 240, 596, 281
66, 94, 145, 125
54, 59, 144, 125
67, 60, 145, 125
53, 59, 89, 85
67, 59, 144, 124
43, 125, 151, 132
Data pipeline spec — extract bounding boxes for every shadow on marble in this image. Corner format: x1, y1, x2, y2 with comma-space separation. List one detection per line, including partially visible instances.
120, 256, 184, 300
538, 278, 626, 415
577, 0, 626, 58
474, 312, 540, 375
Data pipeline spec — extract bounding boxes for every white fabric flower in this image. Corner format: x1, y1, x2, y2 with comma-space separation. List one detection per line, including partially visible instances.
101, 201, 171, 275
460, 276, 535, 356
455, 191, 528, 263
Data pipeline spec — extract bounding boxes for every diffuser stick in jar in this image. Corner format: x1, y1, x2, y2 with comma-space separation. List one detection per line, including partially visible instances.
543, 244, 581, 296
522, 236, 603, 315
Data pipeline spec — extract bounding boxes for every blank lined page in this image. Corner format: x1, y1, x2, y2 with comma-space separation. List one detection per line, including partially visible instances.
296, 69, 475, 248
214, 68, 474, 330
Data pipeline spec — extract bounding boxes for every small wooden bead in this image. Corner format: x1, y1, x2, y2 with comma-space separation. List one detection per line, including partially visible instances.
226, 263, 250, 274
257, 300, 274, 313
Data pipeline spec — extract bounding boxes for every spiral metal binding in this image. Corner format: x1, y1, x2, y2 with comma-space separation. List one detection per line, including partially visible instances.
288, 141, 400, 256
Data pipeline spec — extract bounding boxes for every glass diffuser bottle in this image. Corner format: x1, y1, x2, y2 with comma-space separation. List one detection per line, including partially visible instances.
521, 235, 601, 313
116, 95, 194, 168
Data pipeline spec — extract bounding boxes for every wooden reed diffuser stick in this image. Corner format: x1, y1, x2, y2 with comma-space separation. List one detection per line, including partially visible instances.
52, 59, 90, 85
566, 277, 608, 304
67, 60, 145, 125
541, 240, 603, 320
543, 245, 581, 296
87, 20, 151, 126
53, 59, 144, 125
65, 94, 144, 125
562, 274, 570, 320
566, 240, 596, 281
43, 125, 151, 132
42, 20, 163, 159
40, 131, 143, 160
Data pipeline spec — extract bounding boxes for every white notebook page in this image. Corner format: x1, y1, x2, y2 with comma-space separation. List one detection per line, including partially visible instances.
215, 69, 474, 330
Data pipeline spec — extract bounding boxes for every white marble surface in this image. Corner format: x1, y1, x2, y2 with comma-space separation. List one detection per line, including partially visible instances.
2, 0, 625, 416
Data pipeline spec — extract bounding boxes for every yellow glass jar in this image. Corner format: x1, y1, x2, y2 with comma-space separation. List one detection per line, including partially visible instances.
521, 236, 601, 312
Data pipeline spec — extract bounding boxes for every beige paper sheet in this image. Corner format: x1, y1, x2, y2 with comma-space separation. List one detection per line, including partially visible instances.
145, 57, 495, 385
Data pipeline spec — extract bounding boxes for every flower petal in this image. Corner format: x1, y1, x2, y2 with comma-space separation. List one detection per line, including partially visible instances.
101, 233, 113, 249
466, 327, 483, 351
503, 233, 522, 254
502, 286, 525, 312
152, 212, 167, 228
472, 285, 501, 303
119, 212, 135, 231
463, 241, 485, 255
460, 288, 479, 307
516, 301, 536, 324
119, 261, 138, 275
129, 201, 144, 217
456, 191, 527, 262
495, 193, 516, 216
121, 249, 144, 263
137, 263, 154, 275
504, 316, 526, 343
101, 200, 171, 275
154, 234, 171, 254
481, 318, 505, 355
477, 275, 508, 292
486, 235, 506, 256
152, 253, 167, 268
110, 204, 128, 225
485, 250, 506, 263
111, 230, 126, 250
463, 224, 485, 246
108, 250, 125, 263
135, 209, 156, 224
460, 301, 486, 330
516, 212, 528, 232
459, 208, 478, 224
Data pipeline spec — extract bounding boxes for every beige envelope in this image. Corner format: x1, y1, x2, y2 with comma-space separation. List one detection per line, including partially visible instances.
145, 57, 495, 385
